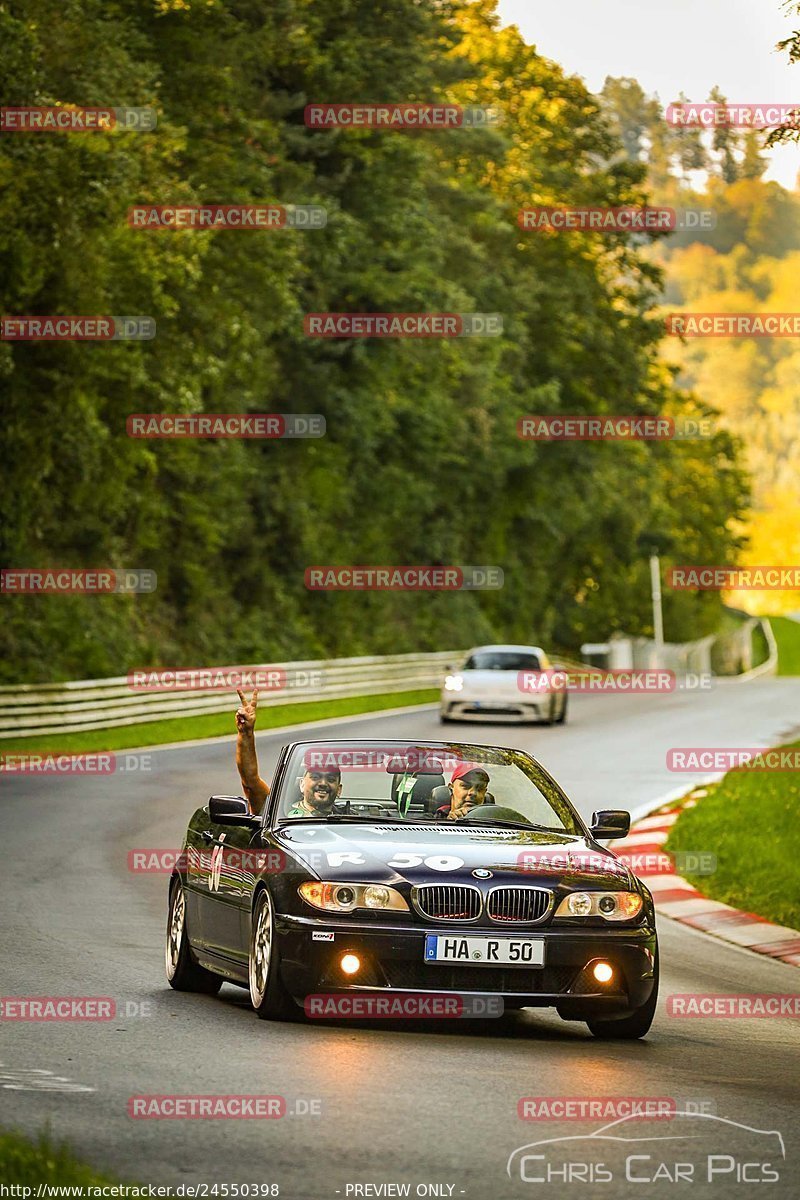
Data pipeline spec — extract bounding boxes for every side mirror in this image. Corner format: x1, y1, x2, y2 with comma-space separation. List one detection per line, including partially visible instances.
590, 809, 630, 840
209, 795, 258, 827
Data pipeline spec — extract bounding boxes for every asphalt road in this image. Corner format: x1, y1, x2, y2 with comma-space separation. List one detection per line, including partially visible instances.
2, 676, 800, 1198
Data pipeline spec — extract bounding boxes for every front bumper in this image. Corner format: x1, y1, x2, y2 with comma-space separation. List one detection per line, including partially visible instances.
276, 913, 657, 1016
441, 697, 548, 722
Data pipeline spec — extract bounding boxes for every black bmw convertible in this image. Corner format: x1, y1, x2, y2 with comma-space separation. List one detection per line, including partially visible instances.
166, 739, 658, 1038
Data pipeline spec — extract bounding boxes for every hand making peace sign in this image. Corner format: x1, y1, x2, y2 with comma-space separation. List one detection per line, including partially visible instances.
235, 688, 259, 734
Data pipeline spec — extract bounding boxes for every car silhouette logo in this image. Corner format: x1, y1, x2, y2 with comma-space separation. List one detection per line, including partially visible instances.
473, 868, 492, 878
507, 1112, 786, 1180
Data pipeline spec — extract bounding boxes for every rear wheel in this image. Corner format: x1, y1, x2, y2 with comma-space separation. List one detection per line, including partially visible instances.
586, 959, 659, 1040
249, 889, 297, 1021
165, 877, 222, 994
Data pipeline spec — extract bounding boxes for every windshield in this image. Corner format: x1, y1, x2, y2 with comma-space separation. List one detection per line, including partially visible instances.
464, 649, 542, 671
274, 741, 581, 833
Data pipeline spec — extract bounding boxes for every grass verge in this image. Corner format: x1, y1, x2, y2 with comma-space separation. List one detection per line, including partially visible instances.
0, 1128, 117, 1185
1, 688, 439, 755
665, 738, 800, 929
770, 615, 800, 675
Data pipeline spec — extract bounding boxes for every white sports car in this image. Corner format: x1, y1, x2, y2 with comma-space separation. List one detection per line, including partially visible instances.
440, 643, 568, 725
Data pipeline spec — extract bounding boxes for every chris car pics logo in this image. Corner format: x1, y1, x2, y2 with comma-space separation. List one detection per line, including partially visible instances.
507, 1112, 784, 1185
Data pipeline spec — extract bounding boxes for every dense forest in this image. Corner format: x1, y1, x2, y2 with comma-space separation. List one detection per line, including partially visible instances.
0, 0, 752, 682
598, 75, 800, 615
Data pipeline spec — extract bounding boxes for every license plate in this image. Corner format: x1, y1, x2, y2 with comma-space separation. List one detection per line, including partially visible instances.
424, 934, 545, 967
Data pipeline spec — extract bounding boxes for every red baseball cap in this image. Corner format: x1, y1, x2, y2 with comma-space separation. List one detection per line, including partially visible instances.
450, 762, 490, 785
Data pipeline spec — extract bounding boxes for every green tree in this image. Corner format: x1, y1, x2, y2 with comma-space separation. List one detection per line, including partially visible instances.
0, 0, 750, 679
672, 91, 708, 179
598, 76, 652, 161
767, 1, 800, 146
708, 85, 742, 182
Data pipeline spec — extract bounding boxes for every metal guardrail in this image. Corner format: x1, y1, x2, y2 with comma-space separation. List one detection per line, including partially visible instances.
586, 617, 777, 679
3, 628, 767, 742
0, 652, 462, 739
730, 618, 778, 681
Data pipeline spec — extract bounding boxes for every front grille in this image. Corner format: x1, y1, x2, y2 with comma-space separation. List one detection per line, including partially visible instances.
381, 961, 576, 994
487, 886, 552, 924
413, 884, 481, 921
464, 705, 523, 714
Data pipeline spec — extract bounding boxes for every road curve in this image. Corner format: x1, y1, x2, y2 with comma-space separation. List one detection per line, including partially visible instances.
1, 676, 799, 1198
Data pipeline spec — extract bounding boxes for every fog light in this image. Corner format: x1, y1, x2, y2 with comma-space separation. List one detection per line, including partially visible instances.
592, 961, 614, 984
340, 953, 361, 976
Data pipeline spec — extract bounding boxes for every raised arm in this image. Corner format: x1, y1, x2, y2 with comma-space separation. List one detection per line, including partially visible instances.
235, 688, 270, 815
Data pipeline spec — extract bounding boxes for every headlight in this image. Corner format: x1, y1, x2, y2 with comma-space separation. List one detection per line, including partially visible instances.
298, 882, 409, 913
554, 891, 643, 922
566, 892, 593, 916
444, 674, 464, 692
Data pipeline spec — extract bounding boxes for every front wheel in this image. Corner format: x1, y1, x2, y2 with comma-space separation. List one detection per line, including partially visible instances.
165, 877, 222, 994
586, 959, 659, 1040
249, 889, 297, 1021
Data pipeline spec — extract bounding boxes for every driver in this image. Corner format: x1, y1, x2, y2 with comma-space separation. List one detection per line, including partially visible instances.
436, 762, 490, 820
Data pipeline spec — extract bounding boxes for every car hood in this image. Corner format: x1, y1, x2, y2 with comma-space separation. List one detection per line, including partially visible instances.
274, 822, 635, 889
453, 669, 524, 692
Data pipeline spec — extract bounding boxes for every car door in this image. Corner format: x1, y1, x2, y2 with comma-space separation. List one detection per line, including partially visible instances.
196, 819, 258, 965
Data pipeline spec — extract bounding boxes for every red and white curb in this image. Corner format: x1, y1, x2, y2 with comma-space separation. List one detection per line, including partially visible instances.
610, 804, 800, 968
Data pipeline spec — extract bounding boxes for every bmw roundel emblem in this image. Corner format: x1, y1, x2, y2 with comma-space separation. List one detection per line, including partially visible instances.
472, 868, 492, 879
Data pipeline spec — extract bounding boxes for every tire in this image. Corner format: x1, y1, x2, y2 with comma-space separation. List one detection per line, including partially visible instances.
439, 713, 455, 724
556, 694, 568, 725
166, 876, 222, 994
586, 958, 659, 1040
543, 694, 558, 726
249, 889, 297, 1021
